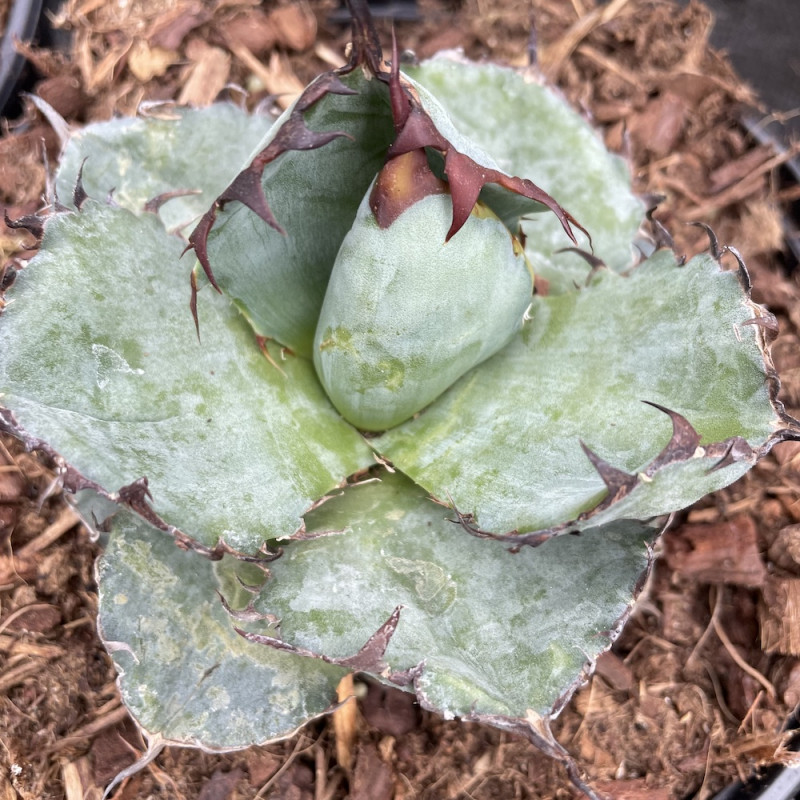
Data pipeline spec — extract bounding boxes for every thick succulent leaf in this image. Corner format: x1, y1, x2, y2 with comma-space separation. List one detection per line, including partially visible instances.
96, 474, 654, 742
375, 251, 781, 538
199, 69, 396, 357
96, 505, 346, 747
244, 471, 654, 719
55, 104, 271, 231
0, 202, 374, 553
404, 58, 645, 292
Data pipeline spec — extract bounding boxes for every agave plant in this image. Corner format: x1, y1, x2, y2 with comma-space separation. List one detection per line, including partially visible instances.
1, 4, 797, 796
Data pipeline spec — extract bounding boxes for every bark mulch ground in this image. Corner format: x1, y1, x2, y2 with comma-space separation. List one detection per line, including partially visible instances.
1, 1, 799, 798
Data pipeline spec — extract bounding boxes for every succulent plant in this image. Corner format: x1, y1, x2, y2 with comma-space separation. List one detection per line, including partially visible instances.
1, 5, 798, 796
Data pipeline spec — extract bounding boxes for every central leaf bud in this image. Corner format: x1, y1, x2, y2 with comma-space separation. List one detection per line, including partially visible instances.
313, 152, 533, 432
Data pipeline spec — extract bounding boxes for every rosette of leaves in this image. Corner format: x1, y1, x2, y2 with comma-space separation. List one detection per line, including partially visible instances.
1, 6, 798, 796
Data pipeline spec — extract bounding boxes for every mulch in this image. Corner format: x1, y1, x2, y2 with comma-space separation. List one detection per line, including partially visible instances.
1, 1, 799, 798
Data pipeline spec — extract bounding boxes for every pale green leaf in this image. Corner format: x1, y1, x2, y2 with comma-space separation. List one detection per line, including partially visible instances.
96, 506, 345, 747
252, 471, 654, 719
56, 104, 271, 232
313, 188, 532, 431
0, 203, 373, 553
375, 251, 779, 535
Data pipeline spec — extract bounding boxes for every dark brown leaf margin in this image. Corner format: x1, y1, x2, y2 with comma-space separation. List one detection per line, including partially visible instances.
448, 235, 800, 550
377, 34, 590, 246
234, 604, 424, 686
228, 528, 659, 800
0, 407, 284, 565
183, 69, 359, 338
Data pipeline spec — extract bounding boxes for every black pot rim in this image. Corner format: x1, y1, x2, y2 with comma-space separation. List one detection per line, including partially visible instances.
0, 0, 45, 116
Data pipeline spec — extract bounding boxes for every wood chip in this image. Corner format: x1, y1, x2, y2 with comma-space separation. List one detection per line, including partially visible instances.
0, 449, 26, 541
628, 91, 688, 158
360, 680, 420, 738
148, 0, 213, 50
34, 73, 89, 120
244, 747, 282, 787
88, 721, 139, 786
772, 441, 800, 469
314, 42, 346, 69
332, 673, 358, 771
768, 524, 800, 573
62, 757, 101, 800
177, 39, 231, 107
594, 650, 635, 692
16, 504, 81, 557
0, 126, 53, 207
709, 145, 775, 194
760, 578, 800, 655
268, 2, 317, 52
127, 38, 179, 82
781, 661, 800, 707
0, 635, 62, 658
49, 703, 129, 753
230, 44, 304, 109
0, 654, 58, 693
218, 8, 278, 57
538, 0, 635, 78
0, 603, 61, 634
0, 553, 38, 586
351, 742, 393, 800
592, 779, 671, 799
86, 38, 134, 94
196, 767, 244, 800
662, 515, 767, 587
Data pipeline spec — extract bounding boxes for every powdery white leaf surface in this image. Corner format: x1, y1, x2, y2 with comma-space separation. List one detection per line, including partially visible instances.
56, 104, 271, 232
375, 251, 779, 536
251, 470, 654, 719
0, 202, 374, 553
404, 58, 645, 292
97, 506, 346, 747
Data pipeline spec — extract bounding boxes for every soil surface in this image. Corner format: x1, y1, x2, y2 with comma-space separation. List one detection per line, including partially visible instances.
1, 1, 800, 799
